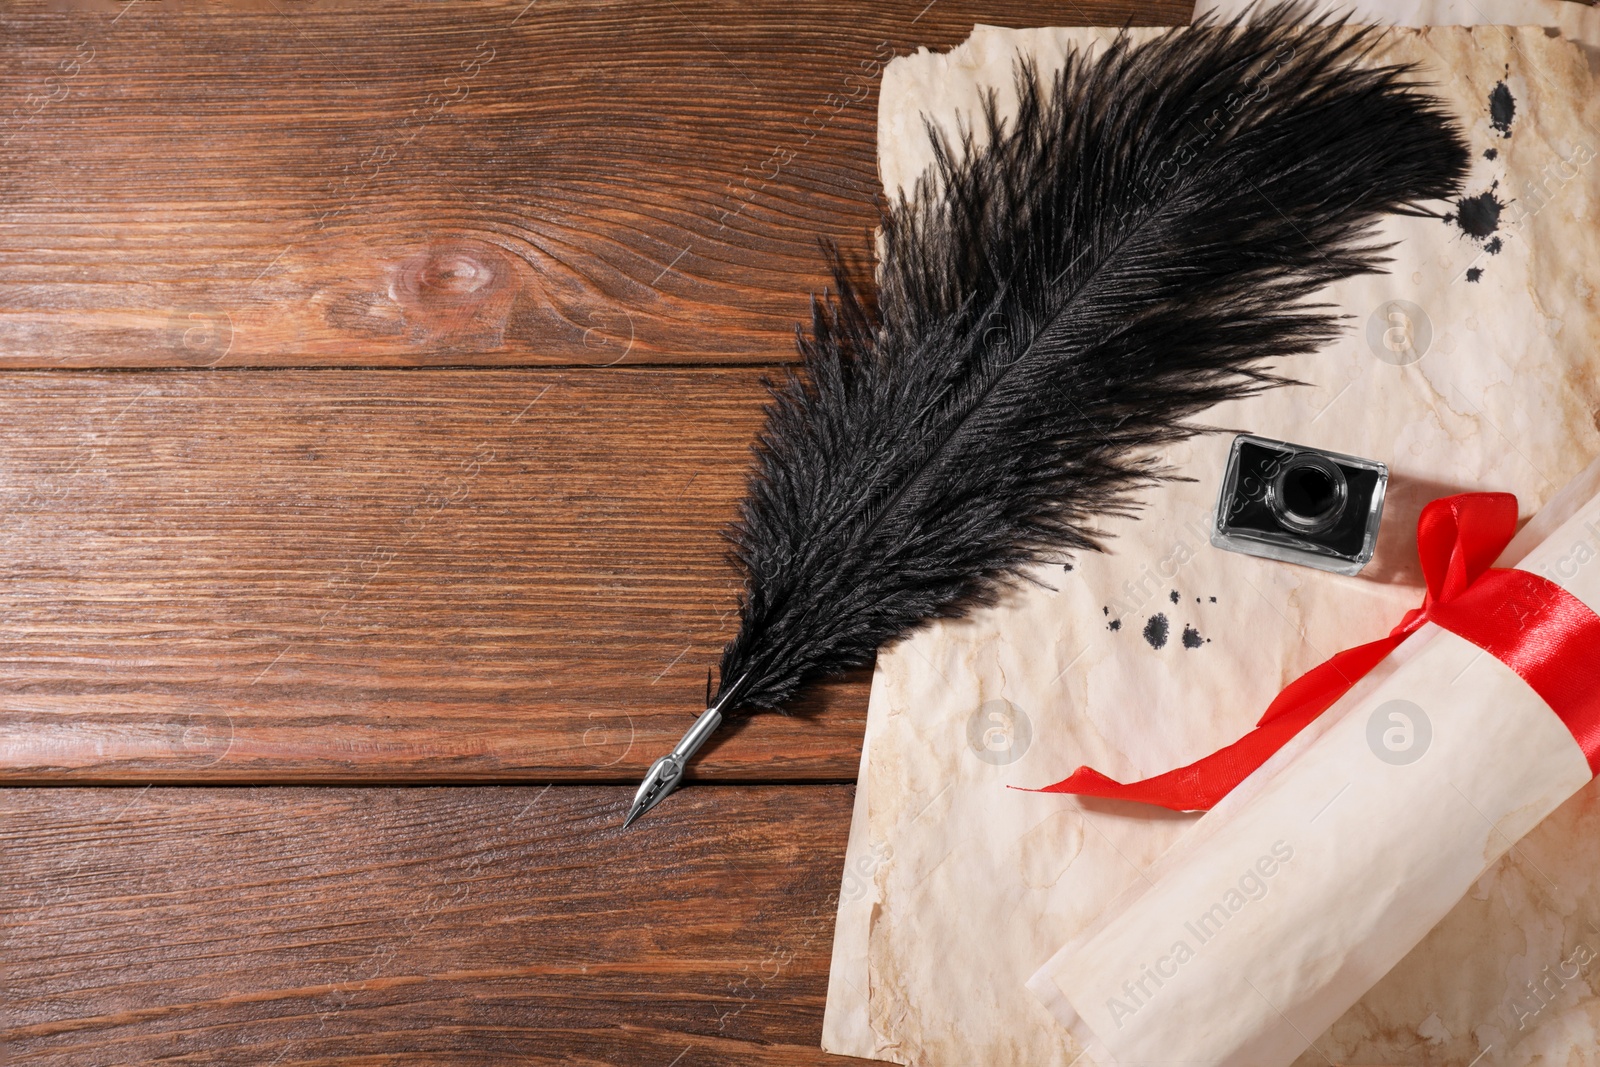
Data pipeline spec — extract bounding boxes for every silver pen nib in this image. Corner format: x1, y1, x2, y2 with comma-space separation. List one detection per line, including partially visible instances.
622, 699, 728, 828
624, 752, 686, 828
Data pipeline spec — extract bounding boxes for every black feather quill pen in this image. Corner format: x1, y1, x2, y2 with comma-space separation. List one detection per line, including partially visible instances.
626, 5, 1470, 825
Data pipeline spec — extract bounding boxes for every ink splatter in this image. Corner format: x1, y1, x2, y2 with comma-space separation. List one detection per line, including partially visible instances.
1062, 562, 1073, 572
1489, 81, 1515, 138
1182, 625, 1205, 649
1452, 190, 1503, 239
1464, 232, 1501, 282
1484, 147, 1498, 161
1102, 606, 1110, 615
1143, 614, 1169, 650
1208, 596, 1217, 603
1169, 589, 1181, 604
1108, 619, 1122, 632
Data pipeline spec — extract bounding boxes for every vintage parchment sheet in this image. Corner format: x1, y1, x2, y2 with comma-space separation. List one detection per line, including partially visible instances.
823, 17, 1600, 1067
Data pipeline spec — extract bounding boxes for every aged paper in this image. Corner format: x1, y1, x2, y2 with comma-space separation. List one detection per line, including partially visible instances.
824, 20, 1600, 1067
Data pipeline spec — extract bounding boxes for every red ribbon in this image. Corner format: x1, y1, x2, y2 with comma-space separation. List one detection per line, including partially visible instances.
1035, 492, 1600, 812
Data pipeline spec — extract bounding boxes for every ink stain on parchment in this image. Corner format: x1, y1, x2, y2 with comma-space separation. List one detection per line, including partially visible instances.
1143, 614, 1169, 649
1169, 589, 1180, 604
1449, 188, 1503, 239
1484, 147, 1498, 161
1182, 625, 1206, 649
1489, 80, 1515, 138
1108, 618, 1121, 632
1446, 183, 1507, 283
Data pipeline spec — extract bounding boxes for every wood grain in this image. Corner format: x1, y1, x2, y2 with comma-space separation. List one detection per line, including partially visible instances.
0, 0, 1191, 369
0, 784, 868, 1065
0, 367, 876, 781
0, 2, 1212, 1063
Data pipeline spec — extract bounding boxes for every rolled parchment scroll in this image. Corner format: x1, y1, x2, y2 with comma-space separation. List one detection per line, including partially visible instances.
1028, 460, 1600, 1067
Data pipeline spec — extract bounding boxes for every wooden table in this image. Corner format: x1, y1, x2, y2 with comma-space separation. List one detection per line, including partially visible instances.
0, 2, 1189, 1062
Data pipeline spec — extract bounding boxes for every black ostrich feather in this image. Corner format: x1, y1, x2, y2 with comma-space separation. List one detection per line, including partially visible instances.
710, 7, 1469, 717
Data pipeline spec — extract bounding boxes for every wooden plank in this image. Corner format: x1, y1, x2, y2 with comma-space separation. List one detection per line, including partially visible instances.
0, 0, 1191, 368
0, 368, 872, 782
0, 784, 870, 1065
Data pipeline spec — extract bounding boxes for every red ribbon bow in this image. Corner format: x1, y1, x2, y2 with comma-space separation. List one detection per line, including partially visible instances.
1037, 492, 1600, 812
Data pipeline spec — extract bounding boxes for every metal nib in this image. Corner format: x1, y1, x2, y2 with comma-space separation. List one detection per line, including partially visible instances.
624, 752, 686, 828
622, 699, 728, 828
